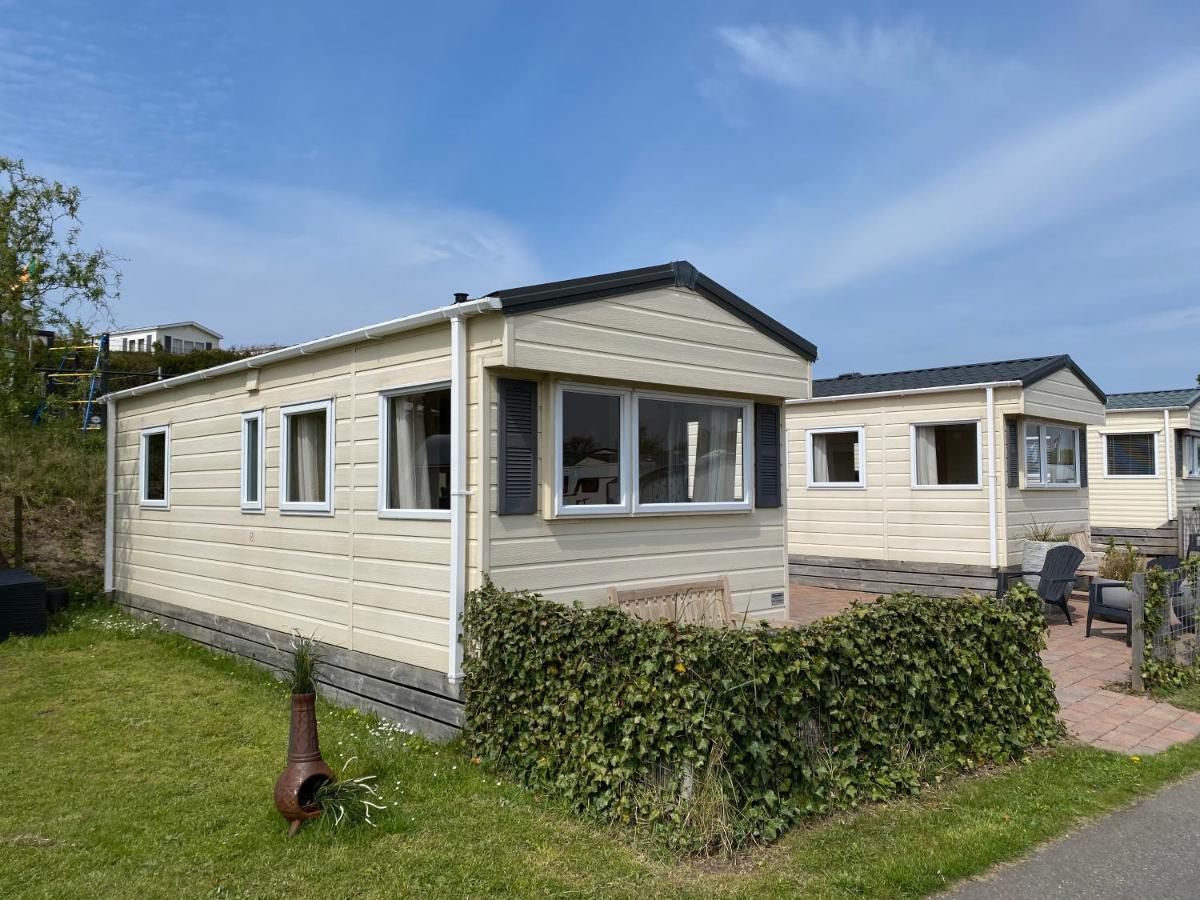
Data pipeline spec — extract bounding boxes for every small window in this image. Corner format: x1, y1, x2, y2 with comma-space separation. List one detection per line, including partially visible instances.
241, 410, 264, 512
380, 383, 452, 517
912, 422, 979, 487
556, 386, 627, 514
635, 395, 749, 510
807, 428, 864, 488
1106, 433, 1156, 477
280, 399, 334, 514
139, 426, 170, 508
1025, 422, 1080, 487
1186, 435, 1200, 479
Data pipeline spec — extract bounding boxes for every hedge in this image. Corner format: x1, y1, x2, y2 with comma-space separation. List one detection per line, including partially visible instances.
462, 579, 1060, 851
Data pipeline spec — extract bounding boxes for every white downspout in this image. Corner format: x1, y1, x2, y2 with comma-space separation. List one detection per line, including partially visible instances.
1165, 409, 1176, 521
104, 399, 116, 593
447, 314, 469, 683
985, 387, 998, 569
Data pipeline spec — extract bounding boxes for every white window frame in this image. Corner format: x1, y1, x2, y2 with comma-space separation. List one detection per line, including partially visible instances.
553, 382, 632, 517
805, 426, 866, 489
909, 420, 983, 490
138, 425, 171, 509
1102, 431, 1159, 479
1023, 421, 1082, 489
631, 388, 754, 514
378, 380, 452, 521
1185, 434, 1200, 480
279, 398, 335, 515
240, 409, 265, 513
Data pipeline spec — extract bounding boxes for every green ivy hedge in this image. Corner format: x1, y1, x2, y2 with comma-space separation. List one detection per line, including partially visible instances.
462, 580, 1060, 851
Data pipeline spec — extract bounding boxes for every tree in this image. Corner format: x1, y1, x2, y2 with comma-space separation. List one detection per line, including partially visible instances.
1, 156, 120, 423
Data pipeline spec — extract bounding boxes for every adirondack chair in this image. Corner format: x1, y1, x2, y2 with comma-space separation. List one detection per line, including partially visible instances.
998, 544, 1085, 625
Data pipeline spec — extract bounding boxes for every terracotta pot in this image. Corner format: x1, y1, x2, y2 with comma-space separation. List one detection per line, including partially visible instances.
274, 692, 335, 836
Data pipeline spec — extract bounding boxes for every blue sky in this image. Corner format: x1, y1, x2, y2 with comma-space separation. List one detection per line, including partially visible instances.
4, 1, 1200, 390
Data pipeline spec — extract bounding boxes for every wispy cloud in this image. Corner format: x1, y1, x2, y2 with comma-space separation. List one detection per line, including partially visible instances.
716, 20, 965, 96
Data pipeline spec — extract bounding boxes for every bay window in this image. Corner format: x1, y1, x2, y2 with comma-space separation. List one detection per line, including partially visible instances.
1025, 422, 1080, 487
1183, 434, 1200, 479
556, 386, 628, 514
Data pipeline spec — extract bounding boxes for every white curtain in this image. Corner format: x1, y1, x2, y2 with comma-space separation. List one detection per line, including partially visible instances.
811, 433, 830, 483
915, 426, 939, 485
289, 411, 326, 503
694, 406, 740, 501
388, 396, 430, 509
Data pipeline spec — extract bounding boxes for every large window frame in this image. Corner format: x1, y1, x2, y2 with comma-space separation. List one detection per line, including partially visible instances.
805, 426, 866, 489
908, 420, 982, 490
138, 425, 171, 509
377, 380, 453, 521
1023, 420, 1082, 489
240, 409, 265, 513
553, 383, 632, 517
279, 398, 335, 516
1184, 433, 1200, 480
551, 383, 754, 517
1103, 431, 1159, 479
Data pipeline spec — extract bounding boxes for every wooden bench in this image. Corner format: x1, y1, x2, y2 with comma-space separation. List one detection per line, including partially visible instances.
608, 576, 734, 627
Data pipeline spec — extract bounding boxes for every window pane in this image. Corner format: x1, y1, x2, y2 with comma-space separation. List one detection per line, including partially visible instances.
811, 431, 860, 484
1025, 433, 1042, 485
286, 410, 327, 503
244, 417, 260, 503
914, 423, 978, 485
638, 398, 744, 503
561, 391, 622, 506
1107, 433, 1155, 476
1044, 426, 1077, 484
144, 432, 166, 500
386, 388, 451, 510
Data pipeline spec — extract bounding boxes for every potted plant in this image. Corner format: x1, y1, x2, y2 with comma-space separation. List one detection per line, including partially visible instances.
273, 634, 335, 836
1022, 521, 1071, 590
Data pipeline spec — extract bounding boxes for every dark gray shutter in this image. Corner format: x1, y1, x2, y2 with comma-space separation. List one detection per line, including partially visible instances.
1006, 418, 1019, 488
1079, 426, 1088, 487
1178, 430, 1186, 478
754, 403, 782, 508
498, 378, 538, 515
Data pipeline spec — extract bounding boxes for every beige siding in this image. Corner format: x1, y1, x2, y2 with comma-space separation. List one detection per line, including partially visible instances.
505, 287, 811, 400
113, 324, 455, 673
1022, 368, 1106, 425
787, 388, 1015, 568
1088, 409, 1176, 528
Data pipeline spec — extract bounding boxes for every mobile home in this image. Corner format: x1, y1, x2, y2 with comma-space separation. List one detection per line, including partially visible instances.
786, 356, 1106, 598
1088, 389, 1200, 556
103, 262, 816, 737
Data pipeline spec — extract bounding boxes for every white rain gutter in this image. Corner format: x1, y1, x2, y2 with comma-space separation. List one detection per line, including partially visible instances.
985, 386, 998, 569
99, 297, 502, 403
786, 380, 1024, 405
1165, 408, 1177, 521
104, 399, 116, 593
446, 312, 469, 683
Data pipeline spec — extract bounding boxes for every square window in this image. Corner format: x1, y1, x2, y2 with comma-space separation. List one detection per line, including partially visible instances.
913, 422, 979, 487
557, 387, 627, 513
807, 428, 864, 487
1106, 433, 1156, 477
139, 426, 170, 507
241, 411, 264, 511
380, 384, 452, 515
280, 400, 334, 514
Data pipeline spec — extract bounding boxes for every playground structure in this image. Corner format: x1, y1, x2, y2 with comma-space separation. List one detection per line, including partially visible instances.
33, 334, 160, 430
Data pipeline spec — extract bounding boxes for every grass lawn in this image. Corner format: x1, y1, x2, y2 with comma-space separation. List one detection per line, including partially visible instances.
5, 607, 1200, 899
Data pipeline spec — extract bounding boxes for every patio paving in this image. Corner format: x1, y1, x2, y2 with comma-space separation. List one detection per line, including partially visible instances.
788, 584, 1200, 756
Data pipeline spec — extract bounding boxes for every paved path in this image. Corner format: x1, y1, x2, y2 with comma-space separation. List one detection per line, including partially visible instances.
945, 774, 1200, 899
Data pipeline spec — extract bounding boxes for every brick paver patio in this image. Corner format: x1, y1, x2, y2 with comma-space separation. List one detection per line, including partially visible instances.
788, 584, 1200, 756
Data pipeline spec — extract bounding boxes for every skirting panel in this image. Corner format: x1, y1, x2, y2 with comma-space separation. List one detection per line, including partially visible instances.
789, 554, 999, 598
114, 591, 463, 741
1092, 524, 1179, 557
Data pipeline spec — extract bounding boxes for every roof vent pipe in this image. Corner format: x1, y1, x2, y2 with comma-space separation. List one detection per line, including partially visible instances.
453, 292, 470, 304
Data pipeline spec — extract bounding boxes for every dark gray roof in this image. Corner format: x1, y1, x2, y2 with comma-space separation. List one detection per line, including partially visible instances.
1106, 389, 1200, 410
490, 261, 818, 361
813, 354, 1106, 402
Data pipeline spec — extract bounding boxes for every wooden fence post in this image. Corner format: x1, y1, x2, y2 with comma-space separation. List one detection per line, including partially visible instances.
1132, 572, 1146, 693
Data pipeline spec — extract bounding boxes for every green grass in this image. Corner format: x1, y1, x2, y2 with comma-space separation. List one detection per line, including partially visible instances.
4, 607, 1200, 899
1152, 681, 1200, 713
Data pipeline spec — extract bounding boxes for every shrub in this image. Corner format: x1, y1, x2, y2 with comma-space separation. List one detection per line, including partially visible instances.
1098, 537, 1142, 582
462, 579, 1060, 852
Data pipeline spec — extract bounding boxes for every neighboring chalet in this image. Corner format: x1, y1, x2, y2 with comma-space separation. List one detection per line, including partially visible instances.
110, 321, 223, 354
786, 356, 1106, 598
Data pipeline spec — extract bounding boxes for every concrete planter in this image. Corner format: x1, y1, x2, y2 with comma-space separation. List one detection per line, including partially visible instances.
1022, 539, 1070, 592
